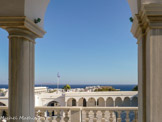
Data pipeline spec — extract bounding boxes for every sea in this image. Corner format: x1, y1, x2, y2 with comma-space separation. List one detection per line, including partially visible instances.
0, 84, 137, 91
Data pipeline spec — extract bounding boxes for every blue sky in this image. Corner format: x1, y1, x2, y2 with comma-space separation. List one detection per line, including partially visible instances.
0, 0, 137, 85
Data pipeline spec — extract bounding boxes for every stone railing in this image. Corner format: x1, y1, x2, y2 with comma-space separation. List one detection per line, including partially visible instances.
0, 106, 138, 122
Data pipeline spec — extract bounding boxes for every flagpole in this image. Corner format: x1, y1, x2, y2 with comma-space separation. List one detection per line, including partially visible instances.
57, 72, 60, 91
57, 76, 59, 89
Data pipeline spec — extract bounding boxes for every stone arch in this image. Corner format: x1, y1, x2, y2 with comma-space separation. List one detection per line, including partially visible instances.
0, 101, 10, 117
0, 102, 6, 117
106, 97, 114, 107
67, 98, 77, 106
131, 97, 138, 107
47, 101, 60, 106
47, 101, 60, 116
87, 97, 96, 107
0, 102, 6, 106
115, 97, 122, 107
97, 97, 105, 107
123, 97, 131, 107
0, 0, 144, 120
78, 98, 87, 107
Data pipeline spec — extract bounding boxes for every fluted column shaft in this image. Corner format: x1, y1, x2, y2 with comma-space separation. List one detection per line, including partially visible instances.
8, 28, 37, 122
131, 3, 162, 122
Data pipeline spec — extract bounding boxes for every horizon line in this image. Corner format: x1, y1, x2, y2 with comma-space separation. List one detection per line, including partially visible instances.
0, 83, 137, 85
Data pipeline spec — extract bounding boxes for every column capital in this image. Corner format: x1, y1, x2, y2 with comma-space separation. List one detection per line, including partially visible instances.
0, 16, 46, 42
131, 4, 162, 41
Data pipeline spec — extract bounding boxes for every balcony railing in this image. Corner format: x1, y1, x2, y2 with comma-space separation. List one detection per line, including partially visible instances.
0, 106, 138, 122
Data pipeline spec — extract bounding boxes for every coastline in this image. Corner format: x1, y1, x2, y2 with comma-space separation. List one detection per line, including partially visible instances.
0, 84, 136, 91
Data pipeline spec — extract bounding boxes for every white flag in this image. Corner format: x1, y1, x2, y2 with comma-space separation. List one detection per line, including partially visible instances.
57, 72, 60, 78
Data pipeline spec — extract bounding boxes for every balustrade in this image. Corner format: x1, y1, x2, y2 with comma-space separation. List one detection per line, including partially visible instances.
0, 106, 138, 122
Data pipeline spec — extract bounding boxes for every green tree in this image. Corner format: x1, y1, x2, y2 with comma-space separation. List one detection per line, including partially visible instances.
94, 87, 117, 92
63, 84, 71, 92
132, 85, 138, 91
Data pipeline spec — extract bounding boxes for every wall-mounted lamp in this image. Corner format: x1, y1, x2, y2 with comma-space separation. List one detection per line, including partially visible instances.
34, 18, 41, 24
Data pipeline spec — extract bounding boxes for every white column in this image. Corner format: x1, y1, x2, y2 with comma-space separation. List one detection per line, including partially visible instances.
76, 102, 79, 106
0, 17, 46, 122
131, 3, 162, 122
145, 28, 162, 122
0, 0, 49, 119
8, 28, 37, 122
137, 34, 145, 122
65, 102, 67, 106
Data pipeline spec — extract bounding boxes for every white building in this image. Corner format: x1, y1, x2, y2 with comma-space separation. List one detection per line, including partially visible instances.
0, 87, 138, 108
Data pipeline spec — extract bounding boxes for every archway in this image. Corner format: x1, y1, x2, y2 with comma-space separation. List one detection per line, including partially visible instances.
97, 97, 105, 107
47, 101, 60, 106
131, 97, 138, 107
0, 102, 6, 106
106, 97, 114, 107
115, 97, 122, 107
0, 0, 142, 121
0, 102, 6, 117
123, 97, 131, 107
78, 98, 87, 107
87, 98, 96, 107
47, 101, 60, 116
67, 98, 77, 106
